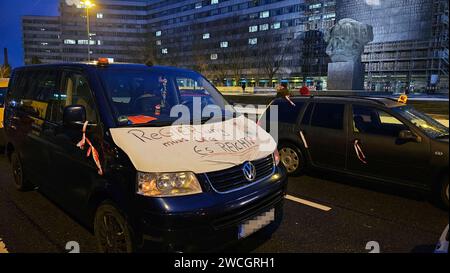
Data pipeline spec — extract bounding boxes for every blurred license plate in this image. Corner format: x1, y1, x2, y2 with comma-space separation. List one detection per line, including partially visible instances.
238, 208, 275, 239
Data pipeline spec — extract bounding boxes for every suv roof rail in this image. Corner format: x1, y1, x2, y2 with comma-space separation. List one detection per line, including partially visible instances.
309, 95, 388, 106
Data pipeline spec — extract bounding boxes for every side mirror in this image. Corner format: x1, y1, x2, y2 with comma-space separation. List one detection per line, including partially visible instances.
63, 105, 86, 128
398, 130, 421, 142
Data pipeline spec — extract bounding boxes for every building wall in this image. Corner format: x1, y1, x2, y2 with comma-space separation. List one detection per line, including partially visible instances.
59, 0, 148, 63
22, 16, 62, 64
22, 0, 448, 91
337, 0, 433, 43
336, 0, 448, 92
147, 0, 307, 87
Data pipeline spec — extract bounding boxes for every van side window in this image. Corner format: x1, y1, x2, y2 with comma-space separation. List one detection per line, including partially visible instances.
301, 103, 314, 125
352, 105, 408, 137
0, 88, 6, 107
60, 73, 98, 123
9, 71, 25, 101
310, 103, 345, 130
19, 70, 58, 120
7, 71, 21, 101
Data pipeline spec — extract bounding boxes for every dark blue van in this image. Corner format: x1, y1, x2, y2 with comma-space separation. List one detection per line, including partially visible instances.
3, 61, 287, 252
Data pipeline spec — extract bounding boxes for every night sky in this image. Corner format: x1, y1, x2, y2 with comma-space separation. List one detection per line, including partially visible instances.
0, 0, 59, 68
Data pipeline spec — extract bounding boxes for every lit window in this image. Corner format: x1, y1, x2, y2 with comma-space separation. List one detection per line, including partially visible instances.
41, 42, 48, 46
323, 13, 336, 19
161, 48, 168, 54
156, 40, 162, 45
156, 30, 162, 37
259, 24, 269, 31
220, 41, 228, 48
40, 28, 46, 31
97, 40, 102, 45
210, 53, 218, 60
203, 33, 210, 39
96, 13, 103, 19
64, 39, 76, 44
260, 11, 270, 18
271, 22, 281, 29
211, 0, 219, 4
308, 15, 321, 21
195, 2, 202, 9
309, 3, 322, 9
248, 38, 258, 45
78, 40, 95, 45
249, 25, 258, 32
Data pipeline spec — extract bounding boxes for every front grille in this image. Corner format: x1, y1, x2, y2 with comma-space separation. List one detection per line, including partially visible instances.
205, 155, 275, 193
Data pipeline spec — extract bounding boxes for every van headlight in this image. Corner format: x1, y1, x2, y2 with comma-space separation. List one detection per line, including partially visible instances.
137, 172, 202, 197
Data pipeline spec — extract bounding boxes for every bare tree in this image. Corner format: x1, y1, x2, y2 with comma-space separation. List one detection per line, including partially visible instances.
255, 29, 297, 83
227, 48, 247, 86
30, 56, 42, 65
0, 64, 11, 78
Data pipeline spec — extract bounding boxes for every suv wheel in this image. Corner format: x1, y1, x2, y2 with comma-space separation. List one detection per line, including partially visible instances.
94, 201, 136, 253
11, 151, 31, 191
440, 176, 449, 209
279, 143, 305, 176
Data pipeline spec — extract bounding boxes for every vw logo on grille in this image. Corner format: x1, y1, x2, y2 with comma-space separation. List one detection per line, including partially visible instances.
242, 162, 256, 182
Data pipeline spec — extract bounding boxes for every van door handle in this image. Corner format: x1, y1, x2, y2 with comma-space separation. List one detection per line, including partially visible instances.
353, 139, 367, 164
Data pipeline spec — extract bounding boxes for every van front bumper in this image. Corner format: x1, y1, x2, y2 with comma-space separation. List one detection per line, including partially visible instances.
134, 166, 288, 252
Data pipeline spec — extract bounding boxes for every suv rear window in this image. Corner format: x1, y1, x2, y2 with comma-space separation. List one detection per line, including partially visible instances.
310, 103, 345, 130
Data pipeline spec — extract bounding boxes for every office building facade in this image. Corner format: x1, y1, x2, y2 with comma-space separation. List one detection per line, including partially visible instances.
22, 16, 62, 64
59, 0, 148, 63
145, 0, 307, 87
337, 0, 449, 92
22, 0, 448, 91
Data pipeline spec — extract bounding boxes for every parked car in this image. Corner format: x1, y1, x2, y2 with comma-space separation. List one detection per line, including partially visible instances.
260, 96, 449, 208
3, 60, 287, 252
0, 78, 8, 147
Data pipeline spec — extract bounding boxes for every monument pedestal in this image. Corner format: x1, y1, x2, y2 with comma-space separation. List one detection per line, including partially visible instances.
327, 61, 364, 90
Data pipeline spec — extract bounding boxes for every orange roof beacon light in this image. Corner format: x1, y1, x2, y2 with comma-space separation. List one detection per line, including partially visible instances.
398, 94, 408, 104
97, 57, 109, 66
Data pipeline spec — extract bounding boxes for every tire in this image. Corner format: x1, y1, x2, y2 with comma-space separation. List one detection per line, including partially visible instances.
93, 201, 137, 253
278, 142, 306, 176
439, 176, 449, 209
10, 151, 31, 191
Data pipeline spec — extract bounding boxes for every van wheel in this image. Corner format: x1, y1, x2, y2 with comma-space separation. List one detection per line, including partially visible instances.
440, 176, 449, 209
94, 201, 136, 253
279, 143, 305, 176
11, 151, 31, 191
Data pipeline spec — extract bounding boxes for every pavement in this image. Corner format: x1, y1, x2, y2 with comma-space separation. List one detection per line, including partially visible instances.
0, 155, 447, 253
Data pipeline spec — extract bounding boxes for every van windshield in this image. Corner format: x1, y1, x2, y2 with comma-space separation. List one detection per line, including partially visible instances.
392, 106, 449, 138
0, 87, 6, 107
98, 68, 234, 126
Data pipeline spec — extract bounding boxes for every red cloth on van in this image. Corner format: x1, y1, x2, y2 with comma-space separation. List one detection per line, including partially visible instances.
299, 86, 310, 96
77, 121, 103, 176
128, 115, 158, 124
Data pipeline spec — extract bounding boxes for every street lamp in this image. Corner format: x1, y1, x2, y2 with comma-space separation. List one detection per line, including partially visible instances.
81, 0, 95, 62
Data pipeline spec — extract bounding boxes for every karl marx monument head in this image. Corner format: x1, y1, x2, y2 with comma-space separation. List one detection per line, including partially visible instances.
324, 18, 374, 62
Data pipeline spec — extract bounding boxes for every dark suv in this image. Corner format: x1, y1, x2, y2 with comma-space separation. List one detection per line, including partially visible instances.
261, 96, 448, 207
3, 62, 287, 252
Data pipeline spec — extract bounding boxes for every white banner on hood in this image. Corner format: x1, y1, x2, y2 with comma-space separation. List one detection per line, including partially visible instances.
110, 116, 277, 173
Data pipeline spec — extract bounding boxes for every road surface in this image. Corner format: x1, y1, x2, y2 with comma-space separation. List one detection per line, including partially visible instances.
0, 154, 446, 253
